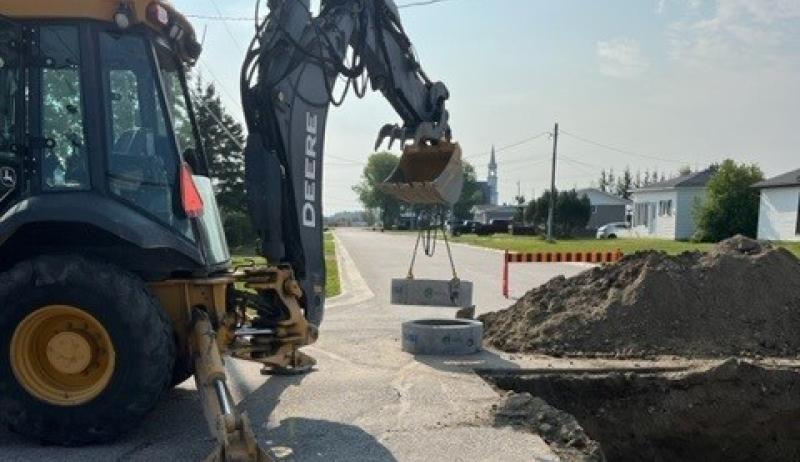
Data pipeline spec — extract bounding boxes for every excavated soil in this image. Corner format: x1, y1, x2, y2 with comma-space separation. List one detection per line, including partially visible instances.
480, 236, 800, 358
485, 360, 800, 462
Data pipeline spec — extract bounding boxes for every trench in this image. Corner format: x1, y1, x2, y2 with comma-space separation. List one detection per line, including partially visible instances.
480, 360, 800, 462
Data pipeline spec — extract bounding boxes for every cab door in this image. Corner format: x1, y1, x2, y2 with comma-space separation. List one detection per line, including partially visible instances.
0, 16, 23, 208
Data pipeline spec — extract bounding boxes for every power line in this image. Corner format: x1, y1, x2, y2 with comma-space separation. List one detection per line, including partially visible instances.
197, 59, 245, 116
186, 14, 261, 21
185, 0, 457, 21
205, 0, 245, 52
327, 154, 365, 165
560, 129, 688, 164
190, 90, 245, 151
559, 154, 605, 170
465, 131, 550, 160
397, 0, 455, 8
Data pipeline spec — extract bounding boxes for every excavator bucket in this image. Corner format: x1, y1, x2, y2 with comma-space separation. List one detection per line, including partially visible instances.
379, 142, 464, 206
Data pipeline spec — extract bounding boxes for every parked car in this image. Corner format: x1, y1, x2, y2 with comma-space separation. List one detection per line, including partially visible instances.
475, 219, 513, 236
596, 222, 631, 239
449, 220, 479, 235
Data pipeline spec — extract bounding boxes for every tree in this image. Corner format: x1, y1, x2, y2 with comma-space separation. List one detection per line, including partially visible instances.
616, 167, 633, 199
514, 193, 526, 223
353, 152, 402, 228
194, 81, 246, 213
693, 160, 764, 242
452, 162, 483, 220
524, 188, 590, 237
191, 80, 251, 248
557, 190, 591, 235
599, 170, 609, 192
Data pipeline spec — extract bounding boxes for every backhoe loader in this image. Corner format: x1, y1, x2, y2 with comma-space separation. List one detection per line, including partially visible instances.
0, 0, 461, 460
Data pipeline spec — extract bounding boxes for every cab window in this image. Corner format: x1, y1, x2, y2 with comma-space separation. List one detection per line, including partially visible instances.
0, 24, 19, 158
39, 26, 89, 190
156, 47, 196, 158
99, 31, 192, 240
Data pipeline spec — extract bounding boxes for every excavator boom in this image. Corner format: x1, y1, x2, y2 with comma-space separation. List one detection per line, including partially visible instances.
241, 0, 460, 326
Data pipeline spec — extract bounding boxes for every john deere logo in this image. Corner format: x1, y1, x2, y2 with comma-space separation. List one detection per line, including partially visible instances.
0, 167, 16, 189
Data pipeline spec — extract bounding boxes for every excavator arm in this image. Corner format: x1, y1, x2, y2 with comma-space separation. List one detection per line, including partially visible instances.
240, 0, 453, 326
192, 3, 459, 460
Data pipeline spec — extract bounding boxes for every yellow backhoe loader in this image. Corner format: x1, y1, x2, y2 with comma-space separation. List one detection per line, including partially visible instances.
0, 1, 460, 460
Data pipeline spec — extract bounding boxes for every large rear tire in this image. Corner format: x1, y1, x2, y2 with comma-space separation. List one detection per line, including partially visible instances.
0, 255, 175, 445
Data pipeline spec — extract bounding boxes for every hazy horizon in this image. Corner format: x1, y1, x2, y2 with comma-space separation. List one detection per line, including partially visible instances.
173, 0, 800, 213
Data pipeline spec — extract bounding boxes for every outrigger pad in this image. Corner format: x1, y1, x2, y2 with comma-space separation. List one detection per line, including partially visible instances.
391, 278, 474, 308
379, 141, 464, 205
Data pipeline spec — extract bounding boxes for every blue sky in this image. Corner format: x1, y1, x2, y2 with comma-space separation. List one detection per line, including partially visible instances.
172, 0, 800, 213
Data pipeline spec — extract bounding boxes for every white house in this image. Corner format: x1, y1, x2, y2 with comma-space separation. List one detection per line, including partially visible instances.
755, 168, 800, 242
630, 169, 715, 240
576, 188, 632, 230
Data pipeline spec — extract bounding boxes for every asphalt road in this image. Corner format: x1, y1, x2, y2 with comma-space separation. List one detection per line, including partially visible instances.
0, 228, 588, 462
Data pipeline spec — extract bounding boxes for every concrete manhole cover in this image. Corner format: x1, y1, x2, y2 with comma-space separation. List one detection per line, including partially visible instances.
401, 319, 483, 355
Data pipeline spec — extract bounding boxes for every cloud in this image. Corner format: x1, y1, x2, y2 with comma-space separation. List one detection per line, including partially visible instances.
667, 0, 800, 68
596, 38, 649, 78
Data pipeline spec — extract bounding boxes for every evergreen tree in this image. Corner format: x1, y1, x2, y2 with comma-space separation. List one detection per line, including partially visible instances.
599, 169, 608, 192
191, 79, 251, 247
616, 167, 633, 199
193, 80, 246, 214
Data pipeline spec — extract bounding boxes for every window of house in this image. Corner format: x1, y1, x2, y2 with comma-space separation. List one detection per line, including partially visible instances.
796, 193, 799, 235
657, 200, 673, 217
634, 202, 650, 227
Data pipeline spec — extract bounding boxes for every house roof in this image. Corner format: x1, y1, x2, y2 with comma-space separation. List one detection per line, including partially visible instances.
633, 169, 716, 191
576, 188, 632, 205
753, 168, 800, 189
470, 205, 518, 213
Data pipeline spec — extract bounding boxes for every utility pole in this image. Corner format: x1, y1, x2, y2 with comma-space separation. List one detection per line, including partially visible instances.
546, 123, 558, 241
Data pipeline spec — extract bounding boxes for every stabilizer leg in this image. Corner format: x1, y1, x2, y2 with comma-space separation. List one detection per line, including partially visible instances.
190, 310, 273, 462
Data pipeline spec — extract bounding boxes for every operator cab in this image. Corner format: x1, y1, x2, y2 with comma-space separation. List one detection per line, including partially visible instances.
0, 2, 229, 278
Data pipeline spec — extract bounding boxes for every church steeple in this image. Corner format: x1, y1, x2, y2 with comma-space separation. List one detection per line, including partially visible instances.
487, 145, 498, 205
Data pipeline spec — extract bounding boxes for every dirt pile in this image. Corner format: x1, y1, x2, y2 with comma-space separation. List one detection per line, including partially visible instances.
480, 236, 800, 358
485, 360, 800, 462
493, 392, 604, 462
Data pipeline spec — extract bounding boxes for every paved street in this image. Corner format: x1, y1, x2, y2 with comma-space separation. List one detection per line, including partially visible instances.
0, 228, 588, 462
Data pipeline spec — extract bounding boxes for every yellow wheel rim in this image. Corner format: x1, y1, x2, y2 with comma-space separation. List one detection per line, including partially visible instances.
10, 305, 116, 406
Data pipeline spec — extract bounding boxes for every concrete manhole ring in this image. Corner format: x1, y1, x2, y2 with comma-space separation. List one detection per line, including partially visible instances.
401, 319, 483, 355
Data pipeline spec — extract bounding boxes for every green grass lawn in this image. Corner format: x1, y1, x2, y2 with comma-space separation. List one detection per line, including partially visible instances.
777, 241, 800, 257
324, 232, 341, 297
230, 231, 342, 297
451, 235, 699, 256
452, 234, 800, 257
